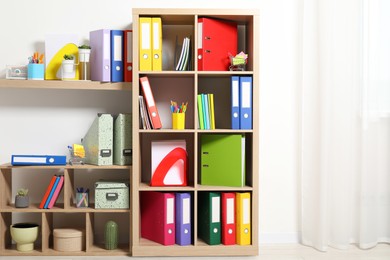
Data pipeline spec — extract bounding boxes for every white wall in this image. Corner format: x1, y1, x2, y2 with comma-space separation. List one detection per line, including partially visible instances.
0, 0, 300, 244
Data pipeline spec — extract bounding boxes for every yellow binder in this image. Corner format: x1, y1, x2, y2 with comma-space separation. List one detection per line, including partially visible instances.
236, 192, 251, 245
139, 17, 152, 71
152, 17, 162, 71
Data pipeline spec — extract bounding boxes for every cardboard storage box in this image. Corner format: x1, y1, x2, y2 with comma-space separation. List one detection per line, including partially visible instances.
53, 228, 84, 252
95, 180, 130, 209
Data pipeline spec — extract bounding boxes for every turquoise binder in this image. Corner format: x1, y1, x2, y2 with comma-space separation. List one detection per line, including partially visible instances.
82, 113, 113, 165
113, 113, 132, 165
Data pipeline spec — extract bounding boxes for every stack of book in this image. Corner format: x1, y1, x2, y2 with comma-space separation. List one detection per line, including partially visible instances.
39, 175, 64, 209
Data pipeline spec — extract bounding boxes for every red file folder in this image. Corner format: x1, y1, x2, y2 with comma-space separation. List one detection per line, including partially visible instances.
140, 76, 162, 129
221, 192, 236, 245
124, 30, 133, 82
141, 191, 175, 245
197, 17, 237, 71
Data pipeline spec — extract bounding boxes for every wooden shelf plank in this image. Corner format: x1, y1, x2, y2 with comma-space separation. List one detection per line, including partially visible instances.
0, 79, 131, 91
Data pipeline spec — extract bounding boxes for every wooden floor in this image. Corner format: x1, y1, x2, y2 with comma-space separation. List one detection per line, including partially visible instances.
1, 244, 389, 259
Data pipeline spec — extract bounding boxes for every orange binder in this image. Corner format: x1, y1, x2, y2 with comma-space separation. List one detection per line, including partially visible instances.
221, 192, 236, 245
140, 76, 162, 129
197, 17, 237, 71
39, 175, 57, 209
124, 30, 133, 82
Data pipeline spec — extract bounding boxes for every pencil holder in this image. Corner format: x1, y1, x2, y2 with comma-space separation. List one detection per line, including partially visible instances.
27, 64, 44, 80
172, 113, 185, 130
76, 192, 89, 208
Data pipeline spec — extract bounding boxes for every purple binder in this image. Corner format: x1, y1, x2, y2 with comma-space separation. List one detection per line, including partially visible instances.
90, 29, 111, 82
175, 192, 192, 245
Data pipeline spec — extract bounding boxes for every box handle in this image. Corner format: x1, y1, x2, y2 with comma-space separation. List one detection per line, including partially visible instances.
106, 193, 118, 201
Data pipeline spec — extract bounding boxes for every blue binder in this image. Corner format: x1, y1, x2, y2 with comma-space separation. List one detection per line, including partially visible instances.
110, 30, 124, 82
231, 76, 240, 129
11, 155, 66, 166
239, 76, 253, 129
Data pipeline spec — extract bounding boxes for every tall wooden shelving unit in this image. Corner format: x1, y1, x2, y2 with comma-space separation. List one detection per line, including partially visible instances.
132, 8, 259, 256
0, 81, 132, 256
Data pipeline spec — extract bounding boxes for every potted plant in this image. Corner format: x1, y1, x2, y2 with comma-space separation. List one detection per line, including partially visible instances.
78, 45, 91, 80
62, 54, 76, 80
15, 188, 29, 208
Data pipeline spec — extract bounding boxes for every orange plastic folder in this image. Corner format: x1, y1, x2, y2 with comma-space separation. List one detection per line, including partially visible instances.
140, 76, 162, 129
197, 17, 237, 71
141, 191, 175, 245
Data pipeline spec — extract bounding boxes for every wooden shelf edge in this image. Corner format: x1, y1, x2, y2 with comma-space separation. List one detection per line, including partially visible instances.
0, 79, 131, 91
0, 163, 131, 170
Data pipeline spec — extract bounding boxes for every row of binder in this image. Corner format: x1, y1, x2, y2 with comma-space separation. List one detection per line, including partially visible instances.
39, 175, 64, 209
82, 113, 132, 166
90, 29, 133, 82
139, 17, 162, 71
140, 191, 251, 246
199, 192, 251, 245
197, 93, 215, 130
231, 76, 253, 129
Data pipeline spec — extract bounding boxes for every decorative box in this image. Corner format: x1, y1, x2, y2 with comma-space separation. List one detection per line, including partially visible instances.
95, 180, 130, 209
53, 228, 84, 252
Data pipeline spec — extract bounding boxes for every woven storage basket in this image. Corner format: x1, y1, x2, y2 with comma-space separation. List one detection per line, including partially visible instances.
53, 228, 84, 252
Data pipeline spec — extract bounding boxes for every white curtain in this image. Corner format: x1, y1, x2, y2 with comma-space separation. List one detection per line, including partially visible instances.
299, 0, 390, 251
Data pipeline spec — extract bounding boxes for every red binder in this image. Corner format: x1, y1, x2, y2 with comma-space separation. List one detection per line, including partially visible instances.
124, 30, 133, 82
197, 17, 237, 71
141, 191, 175, 245
221, 192, 236, 245
140, 76, 162, 129
39, 175, 57, 209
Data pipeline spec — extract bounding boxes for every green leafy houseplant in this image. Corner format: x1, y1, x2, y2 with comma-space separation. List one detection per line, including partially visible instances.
63, 54, 74, 60
15, 188, 29, 208
78, 44, 91, 49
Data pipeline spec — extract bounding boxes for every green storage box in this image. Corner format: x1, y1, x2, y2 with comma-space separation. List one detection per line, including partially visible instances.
95, 181, 129, 209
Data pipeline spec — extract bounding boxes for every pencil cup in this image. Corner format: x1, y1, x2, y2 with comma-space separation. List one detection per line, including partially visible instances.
172, 113, 185, 130
76, 192, 89, 208
27, 64, 44, 80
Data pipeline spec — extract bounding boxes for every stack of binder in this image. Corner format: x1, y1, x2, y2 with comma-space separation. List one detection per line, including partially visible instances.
90, 29, 132, 82
198, 191, 251, 246
231, 76, 253, 129
141, 191, 192, 246
139, 17, 162, 71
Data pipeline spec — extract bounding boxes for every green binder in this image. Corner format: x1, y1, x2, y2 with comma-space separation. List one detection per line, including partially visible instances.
198, 192, 221, 245
113, 113, 132, 165
82, 113, 113, 166
200, 134, 245, 187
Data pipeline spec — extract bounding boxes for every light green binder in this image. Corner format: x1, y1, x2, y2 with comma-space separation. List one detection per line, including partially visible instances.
82, 113, 113, 166
200, 134, 245, 187
113, 113, 132, 165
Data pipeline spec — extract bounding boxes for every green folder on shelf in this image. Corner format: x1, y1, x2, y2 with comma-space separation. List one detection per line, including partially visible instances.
82, 113, 113, 166
113, 113, 132, 165
200, 134, 245, 187
198, 192, 221, 245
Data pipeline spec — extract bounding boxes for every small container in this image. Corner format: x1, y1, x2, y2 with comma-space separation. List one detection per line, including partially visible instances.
53, 228, 84, 252
27, 64, 44, 80
76, 192, 89, 208
172, 113, 185, 130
